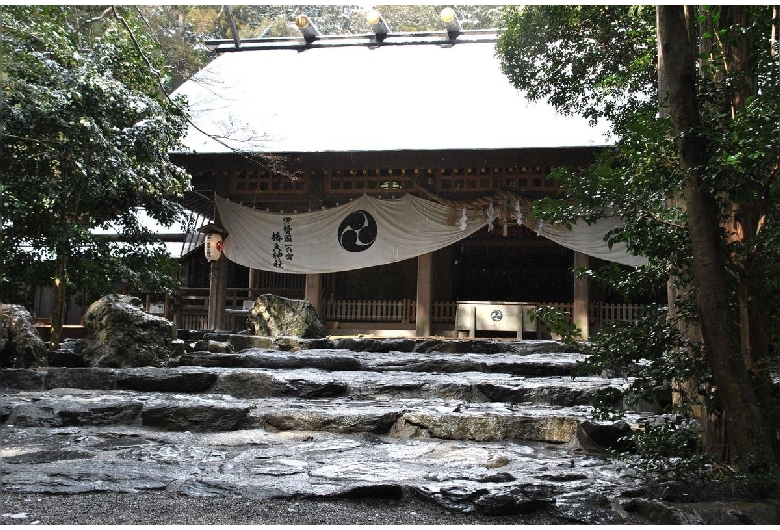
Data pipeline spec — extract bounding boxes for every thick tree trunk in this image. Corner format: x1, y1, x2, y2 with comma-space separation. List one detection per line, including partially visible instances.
718, 7, 776, 431
657, 5, 780, 474
661, 5, 707, 438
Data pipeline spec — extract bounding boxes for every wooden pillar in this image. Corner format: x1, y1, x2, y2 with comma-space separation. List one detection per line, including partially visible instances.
416, 252, 433, 337
305, 274, 321, 314
207, 255, 228, 330
573, 251, 590, 340
248, 268, 257, 299
306, 174, 324, 316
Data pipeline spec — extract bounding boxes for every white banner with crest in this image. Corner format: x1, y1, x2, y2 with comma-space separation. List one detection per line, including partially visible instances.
216, 194, 487, 274
215, 194, 647, 273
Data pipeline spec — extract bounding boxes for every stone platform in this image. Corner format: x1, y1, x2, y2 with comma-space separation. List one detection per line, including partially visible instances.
3, 338, 776, 524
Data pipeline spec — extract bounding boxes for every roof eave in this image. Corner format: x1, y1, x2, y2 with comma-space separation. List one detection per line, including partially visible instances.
205, 29, 499, 53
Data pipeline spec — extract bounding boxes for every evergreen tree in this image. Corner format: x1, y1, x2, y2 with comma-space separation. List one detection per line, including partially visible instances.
498, 5, 780, 481
1, 5, 191, 347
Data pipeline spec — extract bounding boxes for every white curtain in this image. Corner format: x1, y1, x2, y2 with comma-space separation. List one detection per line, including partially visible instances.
216, 195, 647, 273
216, 194, 487, 274
529, 218, 648, 267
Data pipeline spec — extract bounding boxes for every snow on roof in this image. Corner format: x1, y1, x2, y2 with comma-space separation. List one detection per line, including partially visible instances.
173, 35, 612, 154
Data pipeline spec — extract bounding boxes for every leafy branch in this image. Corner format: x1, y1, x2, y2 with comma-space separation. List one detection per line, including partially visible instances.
111, 6, 292, 179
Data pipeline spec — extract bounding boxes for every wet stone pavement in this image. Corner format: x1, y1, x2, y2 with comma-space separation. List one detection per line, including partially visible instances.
3, 337, 772, 524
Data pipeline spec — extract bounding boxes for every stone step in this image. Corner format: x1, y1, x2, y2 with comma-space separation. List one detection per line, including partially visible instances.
0, 422, 647, 523
45, 344, 585, 376
1, 337, 661, 524
2, 341, 634, 447
1, 366, 628, 408
192, 336, 579, 357
251, 398, 597, 443
178, 347, 585, 376
1, 389, 642, 445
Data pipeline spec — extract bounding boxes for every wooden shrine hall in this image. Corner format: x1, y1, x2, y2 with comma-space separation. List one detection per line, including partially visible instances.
169, 11, 647, 339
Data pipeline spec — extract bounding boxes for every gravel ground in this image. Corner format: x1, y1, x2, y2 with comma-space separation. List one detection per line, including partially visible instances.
1, 491, 582, 525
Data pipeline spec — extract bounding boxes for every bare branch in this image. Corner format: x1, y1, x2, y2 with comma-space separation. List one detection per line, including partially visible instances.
110, 6, 291, 176
77, 6, 112, 32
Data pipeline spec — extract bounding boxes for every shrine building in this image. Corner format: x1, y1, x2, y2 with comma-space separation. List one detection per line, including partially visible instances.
169, 13, 650, 339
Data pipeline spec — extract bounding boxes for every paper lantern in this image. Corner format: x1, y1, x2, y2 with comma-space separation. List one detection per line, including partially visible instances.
205, 233, 223, 261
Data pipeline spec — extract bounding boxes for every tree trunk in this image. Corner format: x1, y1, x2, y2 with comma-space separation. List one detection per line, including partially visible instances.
657, 5, 780, 475
661, 5, 707, 442
49, 246, 68, 350
720, 5, 779, 469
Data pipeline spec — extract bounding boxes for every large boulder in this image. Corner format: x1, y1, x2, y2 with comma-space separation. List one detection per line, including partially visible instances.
247, 294, 325, 338
1, 304, 47, 368
80, 294, 175, 367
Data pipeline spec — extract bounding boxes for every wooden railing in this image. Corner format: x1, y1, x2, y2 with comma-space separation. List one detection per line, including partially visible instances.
168, 289, 663, 332
596, 302, 651, 323
431, 301, 458, 322
323, 299, 414, 322
178, 311, 208, 331
535, 301, 661, 328
320, 300, 457, 323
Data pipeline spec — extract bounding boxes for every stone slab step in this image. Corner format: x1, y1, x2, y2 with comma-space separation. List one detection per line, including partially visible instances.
0, 423, 646, 523
179, 348, 585, 376
194, 336, 579, 357
251, 398, 595, 443
1, 366, 629, 408
177, 349, 364, 371
1, 389, 635, 444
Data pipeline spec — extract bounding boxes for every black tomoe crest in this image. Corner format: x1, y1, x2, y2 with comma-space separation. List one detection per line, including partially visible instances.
338, 210, 377, 252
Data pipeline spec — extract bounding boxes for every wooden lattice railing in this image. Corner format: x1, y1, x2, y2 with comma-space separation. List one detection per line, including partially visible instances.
167, 288, 662, 331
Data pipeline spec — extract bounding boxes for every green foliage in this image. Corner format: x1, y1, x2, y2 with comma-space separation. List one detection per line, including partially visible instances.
1, 5, 190, 307
581, 309, 713, 416
498, 4, 779, 286
498, 5, 780, 476
134, 6, 216, 91
533, 301, 712, 420
732, 454, 780, 498
497, 5, 657, 126
530, 115, 690, 283
620, 419, 710, 480
528, 305, 581, 345
66, 240, 182, 306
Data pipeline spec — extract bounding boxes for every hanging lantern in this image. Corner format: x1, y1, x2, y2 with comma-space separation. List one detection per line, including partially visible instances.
205, 233, 223, 261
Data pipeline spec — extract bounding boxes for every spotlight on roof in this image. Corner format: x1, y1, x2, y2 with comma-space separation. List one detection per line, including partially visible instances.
440, 7, 461, 39
295, 14, 320, 43
366, 9, 390, 41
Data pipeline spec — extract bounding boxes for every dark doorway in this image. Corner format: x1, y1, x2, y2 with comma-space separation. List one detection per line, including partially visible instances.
453, 233, 573, 303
